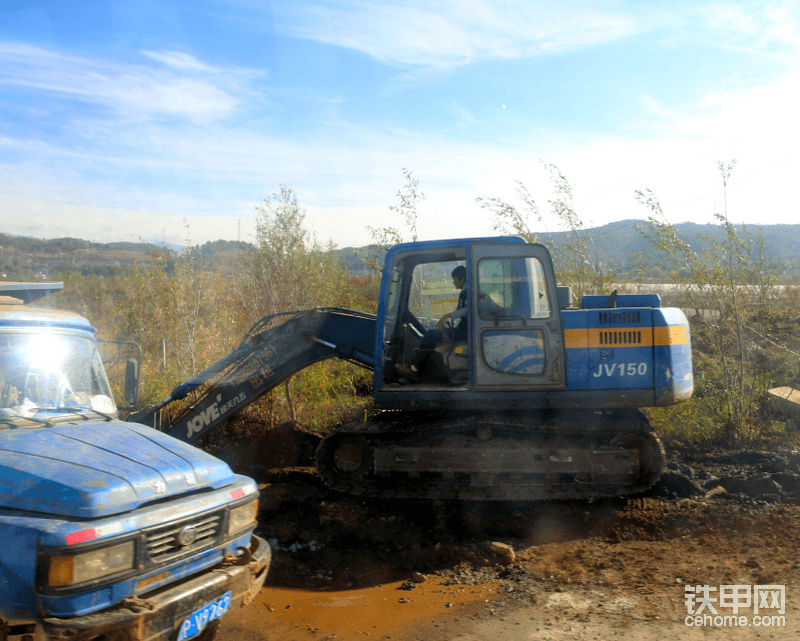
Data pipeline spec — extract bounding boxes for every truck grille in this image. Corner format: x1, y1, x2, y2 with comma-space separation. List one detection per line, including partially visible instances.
143, 510, 223, 563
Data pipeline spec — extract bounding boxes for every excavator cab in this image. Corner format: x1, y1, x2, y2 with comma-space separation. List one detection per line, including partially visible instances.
375, 237, 567, 403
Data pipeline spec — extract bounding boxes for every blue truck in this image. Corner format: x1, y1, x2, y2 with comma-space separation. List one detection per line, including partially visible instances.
134, 237, 693, 501
0, 283, 270, 641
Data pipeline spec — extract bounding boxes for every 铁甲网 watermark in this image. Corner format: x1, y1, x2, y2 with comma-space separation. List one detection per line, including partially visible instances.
685, 584, 785, 627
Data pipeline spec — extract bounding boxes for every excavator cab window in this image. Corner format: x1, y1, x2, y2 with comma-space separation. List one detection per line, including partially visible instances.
382, 264, 404, 347
471, 242, 565, 388
380, 247, 467, 384
477, 257, 551, 321
408, 260, 465, 330
476, 257, 552, 377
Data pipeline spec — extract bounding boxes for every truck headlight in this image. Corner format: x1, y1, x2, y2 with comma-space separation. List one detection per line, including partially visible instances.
48, 541, 135, 587
227, 499, 258, 537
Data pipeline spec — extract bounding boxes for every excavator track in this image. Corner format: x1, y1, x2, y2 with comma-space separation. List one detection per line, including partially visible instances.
315, 409, 665, 501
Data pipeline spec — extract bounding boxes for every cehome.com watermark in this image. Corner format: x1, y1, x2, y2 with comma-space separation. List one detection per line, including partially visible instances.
685, 584, 786, 627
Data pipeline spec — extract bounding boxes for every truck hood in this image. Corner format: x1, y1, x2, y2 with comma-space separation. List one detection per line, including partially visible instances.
0, 420, 237, 518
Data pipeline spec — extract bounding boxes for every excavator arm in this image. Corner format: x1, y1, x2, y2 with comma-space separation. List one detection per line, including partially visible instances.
130, 307, 376, 443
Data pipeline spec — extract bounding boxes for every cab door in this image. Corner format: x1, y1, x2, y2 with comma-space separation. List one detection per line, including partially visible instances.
470, 242, 566, 389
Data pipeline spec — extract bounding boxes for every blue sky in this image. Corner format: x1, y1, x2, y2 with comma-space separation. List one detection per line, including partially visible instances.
1, 0, 799, 248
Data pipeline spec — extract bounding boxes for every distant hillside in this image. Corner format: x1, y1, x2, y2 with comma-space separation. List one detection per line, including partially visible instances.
3, 221, 800, 280
0, 234, 253, 279
338, 221, 800, 278
513, 219, 800, 276
335, 246, 384, 277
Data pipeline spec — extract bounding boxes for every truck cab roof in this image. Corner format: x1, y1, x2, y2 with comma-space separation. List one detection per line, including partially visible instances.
0, 281, 64, 304
0, 282, 94, 333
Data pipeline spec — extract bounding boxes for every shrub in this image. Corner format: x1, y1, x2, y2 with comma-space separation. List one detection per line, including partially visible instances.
636, 162, 789, 445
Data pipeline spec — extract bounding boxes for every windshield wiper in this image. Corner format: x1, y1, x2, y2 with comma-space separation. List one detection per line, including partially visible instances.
0, 413, 56, 428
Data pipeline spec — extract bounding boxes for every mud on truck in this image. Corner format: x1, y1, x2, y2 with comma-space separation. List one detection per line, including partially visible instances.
135, 236, 694, 502
0, 283, 270, 641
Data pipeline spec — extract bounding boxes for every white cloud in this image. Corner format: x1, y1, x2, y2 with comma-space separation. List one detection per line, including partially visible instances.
4, 55, 800, 250
274, 0, 642, 69
0, 43, 249, 122
4, 1, 800, 250
703, 1, 800, 49
140, 50, 228, 73
267, 0, 800, 74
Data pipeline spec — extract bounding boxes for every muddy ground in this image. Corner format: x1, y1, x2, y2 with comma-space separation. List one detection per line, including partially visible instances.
206, 423, 800, 640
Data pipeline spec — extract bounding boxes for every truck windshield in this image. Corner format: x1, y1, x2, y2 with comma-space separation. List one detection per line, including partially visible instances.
0, 332, 116, 417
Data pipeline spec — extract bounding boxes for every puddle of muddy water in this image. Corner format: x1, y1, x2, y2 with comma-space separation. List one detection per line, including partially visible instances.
222, 578, 499, 641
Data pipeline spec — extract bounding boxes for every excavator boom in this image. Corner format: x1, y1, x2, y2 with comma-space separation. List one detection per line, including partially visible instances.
132, 308, 376, 443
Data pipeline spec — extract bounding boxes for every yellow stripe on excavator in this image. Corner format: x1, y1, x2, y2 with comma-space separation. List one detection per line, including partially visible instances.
564, 326, 689, 349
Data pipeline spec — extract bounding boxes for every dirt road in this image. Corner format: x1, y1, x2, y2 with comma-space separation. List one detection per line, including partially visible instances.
207, 427, 800, 640
220, 501, 800, 639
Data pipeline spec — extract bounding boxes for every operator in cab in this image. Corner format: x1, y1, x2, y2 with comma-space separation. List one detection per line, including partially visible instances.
395, 265, 467, 380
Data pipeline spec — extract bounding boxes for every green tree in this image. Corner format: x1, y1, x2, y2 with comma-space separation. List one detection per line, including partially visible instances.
361, 168, 425, 273
228, 186, 367, 428
476, 163, 611, 299
636, 161, 785, 444
237, 185, 354, 323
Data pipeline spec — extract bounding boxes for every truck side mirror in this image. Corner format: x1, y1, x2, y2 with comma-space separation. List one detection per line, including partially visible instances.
100, 339, 142, 411
124, 358, 139, 408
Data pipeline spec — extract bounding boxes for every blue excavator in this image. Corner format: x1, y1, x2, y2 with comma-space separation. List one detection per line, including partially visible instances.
132, 236, 693, 501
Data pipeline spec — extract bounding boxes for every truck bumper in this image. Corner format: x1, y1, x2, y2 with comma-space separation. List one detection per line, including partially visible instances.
41, 534, 271, 641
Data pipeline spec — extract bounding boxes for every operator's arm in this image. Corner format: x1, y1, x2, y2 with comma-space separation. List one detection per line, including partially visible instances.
436, 290, 467, 329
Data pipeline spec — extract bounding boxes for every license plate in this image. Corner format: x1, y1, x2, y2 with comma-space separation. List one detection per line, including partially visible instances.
177, 592, 231, 641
